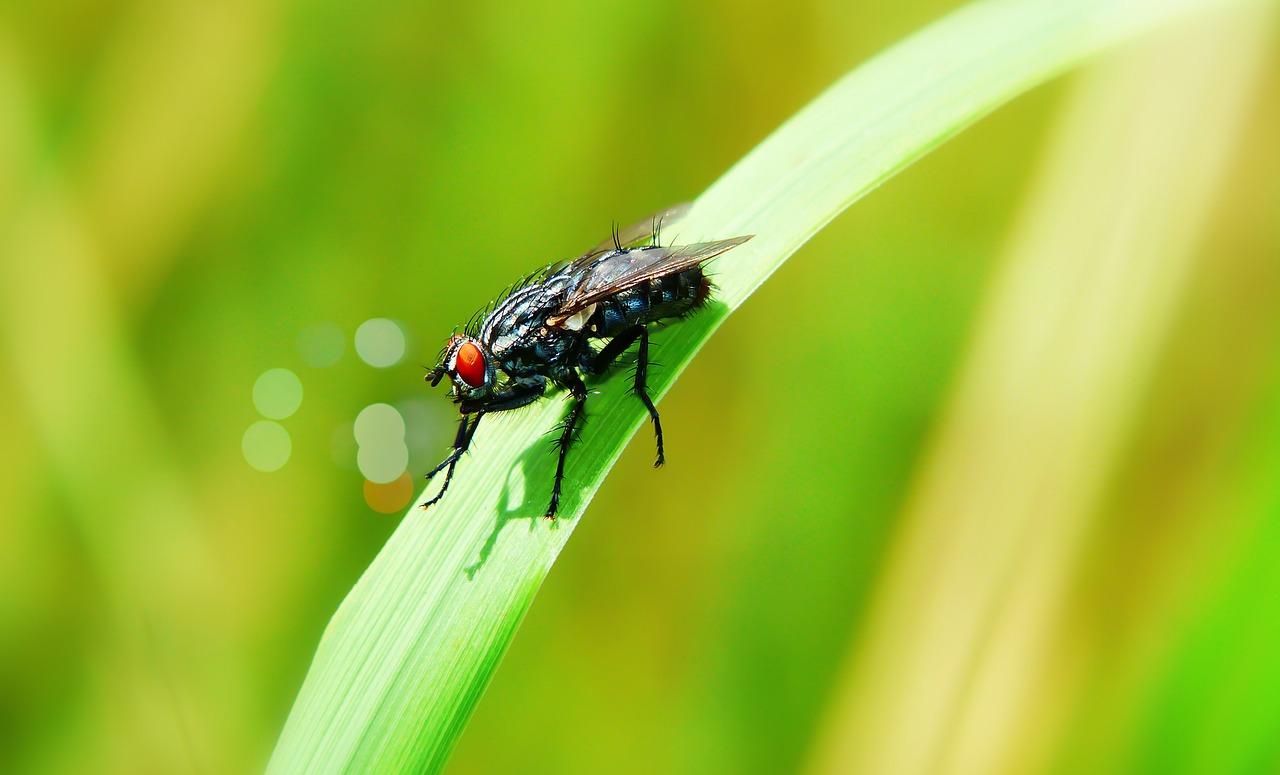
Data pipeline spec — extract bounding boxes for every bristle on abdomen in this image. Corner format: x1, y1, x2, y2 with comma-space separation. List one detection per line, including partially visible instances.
696, 274, 713, 306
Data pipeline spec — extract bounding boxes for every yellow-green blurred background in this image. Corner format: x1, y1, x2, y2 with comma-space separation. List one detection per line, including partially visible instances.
2, 1, 1278, 773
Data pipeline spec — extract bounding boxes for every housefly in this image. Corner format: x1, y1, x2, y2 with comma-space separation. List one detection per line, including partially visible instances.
422, 204, 752, 519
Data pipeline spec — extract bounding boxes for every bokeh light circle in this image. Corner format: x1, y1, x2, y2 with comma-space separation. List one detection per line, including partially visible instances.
242, 420, 292, 472
357, 442, 409, 484
395, 398, 448, 465
331, 422, 357, 470
355, 318, 405, 368
298, 323, 345, 367
364, 473, 415, 513
354, 403, 406, 446
252, 368, 303, 419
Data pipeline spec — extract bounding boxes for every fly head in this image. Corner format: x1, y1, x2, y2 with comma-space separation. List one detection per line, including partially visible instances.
427, 334, 496, 405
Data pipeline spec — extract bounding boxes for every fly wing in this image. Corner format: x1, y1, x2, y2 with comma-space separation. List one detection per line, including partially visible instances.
573, 203, 692, 266
551, 236, 752, 321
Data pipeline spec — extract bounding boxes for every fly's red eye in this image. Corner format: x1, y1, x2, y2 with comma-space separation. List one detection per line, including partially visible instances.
454, 341, 486, 387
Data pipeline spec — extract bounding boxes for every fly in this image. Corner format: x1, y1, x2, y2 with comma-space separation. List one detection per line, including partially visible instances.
421, 203, 752, 519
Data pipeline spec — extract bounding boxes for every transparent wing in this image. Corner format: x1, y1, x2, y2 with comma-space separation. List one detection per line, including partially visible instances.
574, 203, 692, 265
552, 236, 751, 319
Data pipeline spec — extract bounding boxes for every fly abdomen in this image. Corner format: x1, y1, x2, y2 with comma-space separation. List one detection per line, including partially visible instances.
589, 267, 709, 337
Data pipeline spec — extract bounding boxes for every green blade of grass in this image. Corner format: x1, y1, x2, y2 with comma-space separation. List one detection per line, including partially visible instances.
269, 0, 1242, 771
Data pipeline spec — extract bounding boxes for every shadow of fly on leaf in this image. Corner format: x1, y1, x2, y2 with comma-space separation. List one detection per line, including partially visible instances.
421, 204, 752, 520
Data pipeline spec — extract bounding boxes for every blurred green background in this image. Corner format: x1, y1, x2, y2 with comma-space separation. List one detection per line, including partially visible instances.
1, 1, 1277, 773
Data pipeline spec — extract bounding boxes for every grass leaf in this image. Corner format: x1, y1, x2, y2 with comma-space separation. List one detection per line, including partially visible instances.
268, 0, 1240, 771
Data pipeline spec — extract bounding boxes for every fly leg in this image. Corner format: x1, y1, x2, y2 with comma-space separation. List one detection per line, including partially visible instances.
590, 325, 663, 466
632, 325, 664, 467
420, 412, 483, 510
422, 378, 546, 511
546, 373, 588, 520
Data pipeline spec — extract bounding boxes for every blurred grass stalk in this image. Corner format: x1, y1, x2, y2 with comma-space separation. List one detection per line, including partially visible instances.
807, 7, 1273, 775
0, 10, 268, 768
0, 52, 207, 775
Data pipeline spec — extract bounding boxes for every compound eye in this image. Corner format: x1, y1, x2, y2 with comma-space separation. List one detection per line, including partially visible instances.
454, 341, 486, 388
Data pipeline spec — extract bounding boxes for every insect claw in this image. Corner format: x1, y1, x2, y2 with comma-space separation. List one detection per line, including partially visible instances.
421, 482, 452, 509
